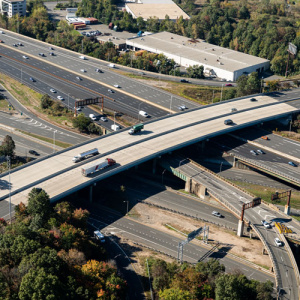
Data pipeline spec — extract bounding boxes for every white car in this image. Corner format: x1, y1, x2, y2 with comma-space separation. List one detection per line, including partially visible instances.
22, 55, 28, 59
80, 69, 86, 73
250, 150, 257, 156
212, 211, 222, 218
100, 117, 107, 122
274, 238, 283, 247
75, 107, 81, 111
257, 149, 265, 154
50, 89, 56, 93
261, 220, 271, 229
57, 96, 64, 100
113, 84, 120, 88
79, 55, 86, 60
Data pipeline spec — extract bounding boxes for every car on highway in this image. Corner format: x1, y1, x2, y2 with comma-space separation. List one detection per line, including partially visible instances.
39, 53, 45, 57
225, 83, 233, 86
80, 69, 86, 73
13, 43, 18, 47
224, 119, 233, 125
22, 55, 28, 59
250, 150, 258, 156
50, 89, 56, 93
100, 117, 107, 122
29, 150, 39, 156
49, 47, 54, 50
57, 96, 64, 100
261, 220, 271, 228
257, 149, 265, 154
75, 107, 81, 111
178, 105, 187, 111
180, 79, 189, 83
79, 55, 86, 60
250, 98, 257, 102
212, 211, 222, 218
29, 77, 35, 82
76, 76, 82, 81
49, 52, 55, 56
288, 161, 297, 167
274, 237, 283, 247
18, 42, 23, 46
108, 89, 114, 93
95, 68, 103, 73
261, 136, 269, 140
178, 106, 184, 111
231, 108, 237, 112
113, 84, 120, 88
89, 114, 97, 121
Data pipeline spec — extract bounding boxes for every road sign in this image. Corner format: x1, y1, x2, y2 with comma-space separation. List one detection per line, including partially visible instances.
187, 227, 202, 241
288, 43, 297, 56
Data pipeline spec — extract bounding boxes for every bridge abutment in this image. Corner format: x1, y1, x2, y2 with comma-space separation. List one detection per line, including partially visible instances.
237, 220, 244, 237
284, 204, 291, 215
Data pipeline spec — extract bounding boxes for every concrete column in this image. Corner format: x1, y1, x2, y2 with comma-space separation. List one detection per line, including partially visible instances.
237, 220, 244, 237
152, 158, 156, 174
89, 185, 93, 203
284, 205, 290, 215
185, 177, 192, 192
199, 185, 207, 199
233, 156, 236, 168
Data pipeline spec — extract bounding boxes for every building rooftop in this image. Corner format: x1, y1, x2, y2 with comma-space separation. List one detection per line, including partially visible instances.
126, 3, 190, 20
97, 36, 126, 46
2, 0, 24, 3
127, 31, 269, 72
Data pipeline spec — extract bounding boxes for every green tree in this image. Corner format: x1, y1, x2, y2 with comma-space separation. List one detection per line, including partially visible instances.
41, 94, 53, 109
186, 65, 204, 79
0, 135, 15, 157
0, 271, 10, 299
19, 267, 65, 300
27, 188, 52, 226
246, 72, 260, 94
159, 287, 192, 300
72, 113, 91, 132
150, 259, 170, 291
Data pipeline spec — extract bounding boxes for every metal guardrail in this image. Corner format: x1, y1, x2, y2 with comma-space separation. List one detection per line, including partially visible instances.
252, 225, 281, 287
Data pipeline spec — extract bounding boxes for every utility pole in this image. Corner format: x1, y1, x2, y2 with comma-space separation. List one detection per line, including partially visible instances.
7, 156, 11, 223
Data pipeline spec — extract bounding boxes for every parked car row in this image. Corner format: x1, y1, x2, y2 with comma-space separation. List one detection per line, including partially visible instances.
82, 30, 101, 37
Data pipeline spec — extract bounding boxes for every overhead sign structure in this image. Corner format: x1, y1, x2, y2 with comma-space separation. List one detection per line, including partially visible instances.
74, 97, 104, 116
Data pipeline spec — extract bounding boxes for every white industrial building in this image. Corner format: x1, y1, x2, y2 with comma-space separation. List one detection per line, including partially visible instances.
125, 0, 189, 21
126, 31, 270, 81
0, 0, 26, 17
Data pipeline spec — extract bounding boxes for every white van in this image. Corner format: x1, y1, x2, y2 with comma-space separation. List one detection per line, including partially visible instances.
139, 110, 149, 118
111, 124, 120, 131
89, 114, 97, 121
79, 55, 86, 60
108, 63, 115, 68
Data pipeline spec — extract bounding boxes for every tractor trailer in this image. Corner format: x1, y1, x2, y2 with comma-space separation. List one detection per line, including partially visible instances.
81, 158, 116, 176
72, 148, 99, 163
128, 123, 144, 135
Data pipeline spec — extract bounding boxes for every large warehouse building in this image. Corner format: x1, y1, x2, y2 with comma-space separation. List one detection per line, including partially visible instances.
126, 31, 270, 81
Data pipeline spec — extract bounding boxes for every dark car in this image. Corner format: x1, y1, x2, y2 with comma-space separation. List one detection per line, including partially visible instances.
225, 83, 233, 87
180, 79, 189, 83
39, 53, 45, 57
29, 77, 35, 82
288, 161, 297, 167
250, 98, 257, 102
29, 150, 39, 156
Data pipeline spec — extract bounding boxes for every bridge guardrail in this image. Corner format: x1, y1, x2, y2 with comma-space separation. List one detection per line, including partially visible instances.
229, 153, 300, 185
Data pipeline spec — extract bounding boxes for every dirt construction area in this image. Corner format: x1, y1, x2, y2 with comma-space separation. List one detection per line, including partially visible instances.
120, 202, 273, 271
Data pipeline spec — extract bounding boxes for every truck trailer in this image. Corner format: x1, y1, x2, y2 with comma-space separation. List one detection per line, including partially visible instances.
128, 123, 144, 135
81, 158, 116, 176
72, 148, 99, 163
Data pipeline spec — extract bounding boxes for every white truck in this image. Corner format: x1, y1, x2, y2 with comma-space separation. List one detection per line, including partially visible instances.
139, 110, 149, 118
108, 63, 115, 68
81, 158, 116, 176
111, 124, 120, 131
72, 148, 99, 163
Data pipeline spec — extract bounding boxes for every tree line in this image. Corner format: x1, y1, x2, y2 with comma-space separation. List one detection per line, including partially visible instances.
0, 188, 127, 299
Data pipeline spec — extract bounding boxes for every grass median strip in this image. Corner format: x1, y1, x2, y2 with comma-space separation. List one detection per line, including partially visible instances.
17, 130, 72, 148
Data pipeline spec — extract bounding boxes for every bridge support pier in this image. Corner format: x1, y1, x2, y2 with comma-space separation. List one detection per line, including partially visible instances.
185, 177, 192, 192
284, 205, 290, 215
152, 158, 157, 174
199, 185, 207, 200
237, 220, 244, 237
89, 185, 93, 203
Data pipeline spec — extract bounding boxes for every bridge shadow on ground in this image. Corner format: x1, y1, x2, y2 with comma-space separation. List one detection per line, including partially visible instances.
198, 243, 233, 262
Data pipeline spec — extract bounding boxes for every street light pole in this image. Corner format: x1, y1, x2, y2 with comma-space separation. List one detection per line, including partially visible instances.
179, 159, 186, 168
289, 119, 292, 135
53, 130, 57, 153
221, 84, 224, 101
7, 156, 11, 223
220, 162, 223, 173
123, 201, 129, 215
162, 169, 166, 185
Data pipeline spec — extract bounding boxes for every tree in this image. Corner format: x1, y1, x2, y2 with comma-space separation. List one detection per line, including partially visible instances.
27, 188, 52, 226
0, 271, 10, 300
186, 65, 204, 79
159, 287, 191, 300
246, 72, 260, 94
150, 259, 170, 291
18, 267, 65, 300
40, 94, 53, 109
72, 113, 91, 132
0, 135, 15, 157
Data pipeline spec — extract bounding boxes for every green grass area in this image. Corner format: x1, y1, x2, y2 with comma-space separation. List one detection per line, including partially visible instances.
0, 98, 9, 110
18, 130, 72, 148
230, 180, 300, 209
